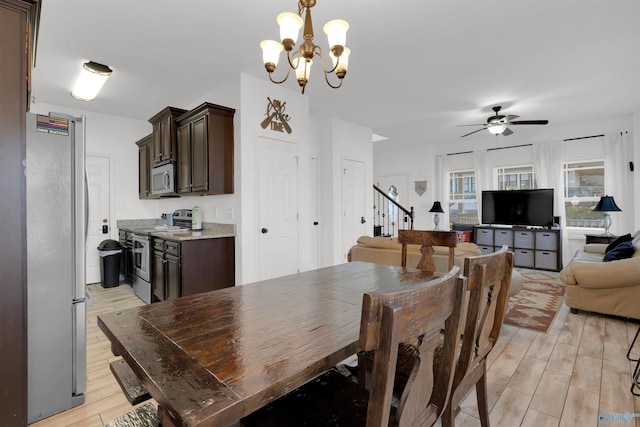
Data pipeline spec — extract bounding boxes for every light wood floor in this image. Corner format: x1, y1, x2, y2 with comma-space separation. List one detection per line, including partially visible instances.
30, 281, 640, 427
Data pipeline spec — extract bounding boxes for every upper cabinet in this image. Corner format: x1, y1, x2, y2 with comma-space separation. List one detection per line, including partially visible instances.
135, 134, 153, 199
176, 102, 235, 195
148, 107, 187, 165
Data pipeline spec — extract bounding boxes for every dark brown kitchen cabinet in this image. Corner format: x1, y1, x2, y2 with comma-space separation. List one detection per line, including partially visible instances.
152, 236, 235, 302
176, 102, 235, 195
148, 106, 187, 165
135, 134, 152, 199
152, 238, 180, 302
1, 1, 40, 423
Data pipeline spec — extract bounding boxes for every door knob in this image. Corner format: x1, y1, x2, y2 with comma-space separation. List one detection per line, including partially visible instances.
261, 228, 268, 234
102, 224, 109, 234
313, 221, 319, 225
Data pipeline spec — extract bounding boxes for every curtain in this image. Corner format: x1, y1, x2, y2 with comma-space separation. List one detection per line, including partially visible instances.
533, 141, 569, 266
473, 149, 489, 224
604, 132, 632, 234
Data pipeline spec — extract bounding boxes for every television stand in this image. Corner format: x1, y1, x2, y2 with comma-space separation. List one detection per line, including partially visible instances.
474, 225, 562, 272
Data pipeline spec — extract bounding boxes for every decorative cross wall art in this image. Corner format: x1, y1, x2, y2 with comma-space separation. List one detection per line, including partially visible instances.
261, 97, 292, 134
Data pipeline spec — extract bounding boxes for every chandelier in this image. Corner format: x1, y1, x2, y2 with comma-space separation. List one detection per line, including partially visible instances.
260, 0, 350, 94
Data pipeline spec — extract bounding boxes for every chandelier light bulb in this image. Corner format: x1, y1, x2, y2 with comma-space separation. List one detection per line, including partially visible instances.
330, 47, 350, 76
260, 40, 284, 71
277, 12, 303, 48
296, 59, 312, 85
323, 19, 349, 49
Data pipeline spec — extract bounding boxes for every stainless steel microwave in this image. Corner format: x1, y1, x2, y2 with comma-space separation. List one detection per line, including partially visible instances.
151, 162, 177, 196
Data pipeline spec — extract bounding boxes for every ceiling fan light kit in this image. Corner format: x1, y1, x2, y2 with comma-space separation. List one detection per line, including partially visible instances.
260, 0, 350, 94
459, 105, 549, 138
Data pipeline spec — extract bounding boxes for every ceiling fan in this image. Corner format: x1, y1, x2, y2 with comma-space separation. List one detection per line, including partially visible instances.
459, 106, 549, 138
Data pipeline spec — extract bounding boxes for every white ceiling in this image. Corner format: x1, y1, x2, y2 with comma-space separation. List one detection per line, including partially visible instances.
31, 0, 640, 147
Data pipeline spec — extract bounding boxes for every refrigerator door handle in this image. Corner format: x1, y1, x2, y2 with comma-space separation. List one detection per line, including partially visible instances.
72, 301, 87, 396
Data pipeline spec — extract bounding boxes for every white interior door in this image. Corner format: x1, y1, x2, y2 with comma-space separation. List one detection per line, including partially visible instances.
342, 159, 366, 262
86, 155, 111, 284
257, 137, 299, 281
309, 156, 320, 270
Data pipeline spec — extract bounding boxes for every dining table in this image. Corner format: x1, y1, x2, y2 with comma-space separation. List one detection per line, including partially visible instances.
97, 261, 438, 427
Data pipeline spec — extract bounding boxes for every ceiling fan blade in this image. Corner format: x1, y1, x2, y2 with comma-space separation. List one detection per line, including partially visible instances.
502, 127, 514, 136
510, 120, 549, 125
505, 115, 520, 121
457, 124, 486, 127
460, 127, 487, 138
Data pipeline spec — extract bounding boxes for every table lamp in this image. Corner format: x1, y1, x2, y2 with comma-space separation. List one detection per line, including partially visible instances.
429, 201, 445, 230
593, 195, 621, 236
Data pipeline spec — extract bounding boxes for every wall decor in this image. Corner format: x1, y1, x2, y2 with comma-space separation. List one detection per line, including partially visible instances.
414, 180, 427, 196
261, 97, 292, 134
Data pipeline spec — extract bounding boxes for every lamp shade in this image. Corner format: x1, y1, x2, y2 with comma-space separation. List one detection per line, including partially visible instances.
593, 195, 622, 212
71, 61, 112, 101
330, 47, 350, 73
277, 12, 303, 44
295, 58, 312, 82
260, 40, 283, 67
323, 19, 349, 48
429, 201, 445, 213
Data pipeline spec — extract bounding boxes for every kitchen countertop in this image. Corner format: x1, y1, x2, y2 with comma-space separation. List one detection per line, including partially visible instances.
118, 220, 236, 241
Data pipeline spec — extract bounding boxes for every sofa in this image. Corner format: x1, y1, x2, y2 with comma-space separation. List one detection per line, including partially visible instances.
347, 235, 523, 297
560, 231, 640, 319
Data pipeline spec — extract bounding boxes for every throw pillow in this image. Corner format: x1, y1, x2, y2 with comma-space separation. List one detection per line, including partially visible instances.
605, 233, 632, 252
603, 240, 636, 262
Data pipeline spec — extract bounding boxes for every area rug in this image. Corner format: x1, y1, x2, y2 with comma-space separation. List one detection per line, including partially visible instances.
503, 269, 565, 333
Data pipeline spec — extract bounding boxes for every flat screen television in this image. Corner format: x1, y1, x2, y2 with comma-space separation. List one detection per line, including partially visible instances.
482, 189, 554, 227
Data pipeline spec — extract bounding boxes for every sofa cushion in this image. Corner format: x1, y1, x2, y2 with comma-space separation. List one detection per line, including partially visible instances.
603, 241, 636, 262
605, 233, 632, 252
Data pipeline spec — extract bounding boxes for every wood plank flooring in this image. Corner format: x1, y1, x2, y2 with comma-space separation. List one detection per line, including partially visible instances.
30, 281, 640, 427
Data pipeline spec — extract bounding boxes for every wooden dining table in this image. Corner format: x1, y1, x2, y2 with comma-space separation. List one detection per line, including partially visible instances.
98, 261, 438, 427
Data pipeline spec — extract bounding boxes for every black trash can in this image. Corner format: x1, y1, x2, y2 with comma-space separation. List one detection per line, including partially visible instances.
98, 239, 122, 288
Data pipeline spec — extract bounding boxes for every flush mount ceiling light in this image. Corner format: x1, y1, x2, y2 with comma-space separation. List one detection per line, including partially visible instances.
260, 0, 350, 94
71, 61, 113, 101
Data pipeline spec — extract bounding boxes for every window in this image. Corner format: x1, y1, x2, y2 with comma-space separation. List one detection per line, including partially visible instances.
495, 165, 536, 190
563, 160, 605, 228
448, 170, 478, 225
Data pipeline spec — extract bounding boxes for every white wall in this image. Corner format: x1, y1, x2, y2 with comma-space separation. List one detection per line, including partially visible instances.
319, 117, 374, 266
373, 143, 436, 231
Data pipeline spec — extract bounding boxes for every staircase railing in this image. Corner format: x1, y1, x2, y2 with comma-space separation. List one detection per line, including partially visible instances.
372, 184, 414, 237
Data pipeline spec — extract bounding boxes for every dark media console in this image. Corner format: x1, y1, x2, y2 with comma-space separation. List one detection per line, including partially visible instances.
474, 225, 562, 272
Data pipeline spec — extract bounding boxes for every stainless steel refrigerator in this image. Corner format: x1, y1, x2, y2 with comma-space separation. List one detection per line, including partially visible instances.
26, 112, 87, 423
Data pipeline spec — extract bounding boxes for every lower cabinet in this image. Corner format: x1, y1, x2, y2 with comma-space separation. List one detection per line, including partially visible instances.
474, 226, 562, 271
152, 236, 235, 302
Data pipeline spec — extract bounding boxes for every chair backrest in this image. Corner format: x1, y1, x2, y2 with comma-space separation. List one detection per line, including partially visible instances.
359, 266, 466, 426
398, 229, 457, 272
453, 245, 513, 389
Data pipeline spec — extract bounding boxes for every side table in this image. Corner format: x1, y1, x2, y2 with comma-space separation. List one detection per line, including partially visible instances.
585, 234, 617, 245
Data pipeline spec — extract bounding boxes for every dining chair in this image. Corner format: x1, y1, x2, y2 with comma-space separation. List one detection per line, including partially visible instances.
240, 266, 466, 427
398, 229, 458, 273
441, 245, 513, 427
357, 229, 458, 388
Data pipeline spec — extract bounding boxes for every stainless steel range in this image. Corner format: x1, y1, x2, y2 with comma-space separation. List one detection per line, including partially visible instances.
131, 231, 154, 304
130, 209, 194, 304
